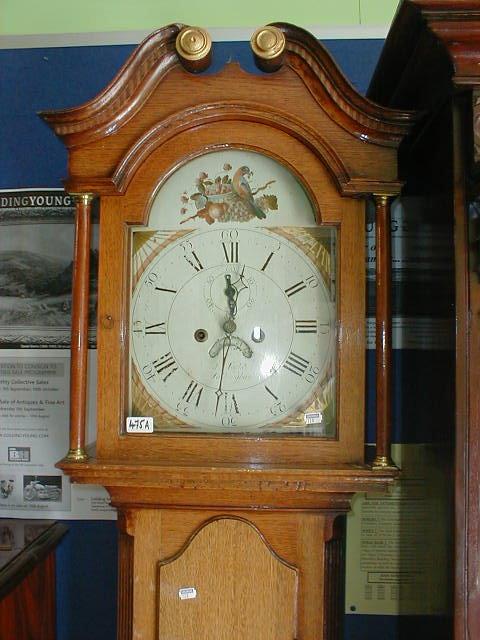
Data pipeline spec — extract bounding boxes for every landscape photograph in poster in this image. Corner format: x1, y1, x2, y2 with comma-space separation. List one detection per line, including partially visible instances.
0, 189, 98, 348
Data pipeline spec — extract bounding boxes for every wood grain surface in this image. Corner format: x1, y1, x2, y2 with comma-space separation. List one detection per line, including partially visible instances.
0, 522, 66, 640
158, 518, 297, 639
68, 195, 94, 457
94, 131, 367, 466
374, 195, 393, 463
115, 508, 345, 640
0, 555, 56, 640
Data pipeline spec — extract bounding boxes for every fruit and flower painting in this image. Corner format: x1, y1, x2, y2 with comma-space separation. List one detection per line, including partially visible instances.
180, 162, 278, 224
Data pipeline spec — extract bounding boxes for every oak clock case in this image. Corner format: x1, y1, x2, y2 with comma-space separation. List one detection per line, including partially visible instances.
129, 150, 337, 436
40, 22, 414, 640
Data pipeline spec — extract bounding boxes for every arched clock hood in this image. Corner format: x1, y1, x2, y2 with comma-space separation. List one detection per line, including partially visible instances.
40, 23, 414, 197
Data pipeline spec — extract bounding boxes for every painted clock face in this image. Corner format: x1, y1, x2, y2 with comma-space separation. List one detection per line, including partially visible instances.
128, 148, 337, 436
130, 226, 336, 435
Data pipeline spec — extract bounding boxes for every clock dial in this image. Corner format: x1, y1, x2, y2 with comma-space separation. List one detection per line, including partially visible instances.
130, 227, 336, 435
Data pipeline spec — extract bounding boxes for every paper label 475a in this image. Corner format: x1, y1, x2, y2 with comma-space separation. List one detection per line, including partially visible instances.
126, 417, 154, 433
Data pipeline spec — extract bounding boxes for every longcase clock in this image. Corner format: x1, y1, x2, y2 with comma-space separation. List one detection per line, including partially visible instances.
40, 23, 414, 639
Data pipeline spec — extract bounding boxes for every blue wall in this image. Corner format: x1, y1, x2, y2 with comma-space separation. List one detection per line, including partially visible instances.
0, 39, 383, 189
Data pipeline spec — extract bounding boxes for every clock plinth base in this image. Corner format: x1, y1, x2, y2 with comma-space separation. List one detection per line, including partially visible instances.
117, 506, 346, 640
57, 457, 397, 640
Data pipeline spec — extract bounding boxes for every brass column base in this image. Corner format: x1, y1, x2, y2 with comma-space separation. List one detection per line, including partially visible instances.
371, 455, 398, 472
65, 447, 89, 462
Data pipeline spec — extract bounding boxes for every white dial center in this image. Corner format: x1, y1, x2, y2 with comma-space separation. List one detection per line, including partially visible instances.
168, 265, 294, 392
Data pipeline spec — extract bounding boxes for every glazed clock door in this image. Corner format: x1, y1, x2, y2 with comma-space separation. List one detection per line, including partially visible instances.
128, 149, 337, 437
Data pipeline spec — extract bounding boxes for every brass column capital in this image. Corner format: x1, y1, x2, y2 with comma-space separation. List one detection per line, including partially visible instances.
69, 192, 96, 206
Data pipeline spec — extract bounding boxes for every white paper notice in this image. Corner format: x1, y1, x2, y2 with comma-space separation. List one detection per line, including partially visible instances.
345, 444, 452, 616
0, 349, 115, 520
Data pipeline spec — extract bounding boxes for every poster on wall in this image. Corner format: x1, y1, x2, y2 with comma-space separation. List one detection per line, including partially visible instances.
366, 196, 455, 350
0, 188, 97, 348
0, 190, 114, 519
345, 444, 452, 616
0, 348, 114, 520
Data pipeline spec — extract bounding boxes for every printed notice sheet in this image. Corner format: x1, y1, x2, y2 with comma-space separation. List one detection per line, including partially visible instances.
345, 444, 452, 615
0, 349, 114, 520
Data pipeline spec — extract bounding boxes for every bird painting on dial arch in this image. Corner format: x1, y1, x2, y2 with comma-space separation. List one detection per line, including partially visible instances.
232, 166, 267, 219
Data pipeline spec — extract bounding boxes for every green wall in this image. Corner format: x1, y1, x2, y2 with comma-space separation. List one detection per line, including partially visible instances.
1, 0, 400, 35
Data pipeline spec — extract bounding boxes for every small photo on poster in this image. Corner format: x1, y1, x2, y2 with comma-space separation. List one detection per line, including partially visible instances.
0, 525, 15, 551
8, 446, 31, 463
23, 474, 62, 503
0, 477, 15, 501
0, 189, 98, 348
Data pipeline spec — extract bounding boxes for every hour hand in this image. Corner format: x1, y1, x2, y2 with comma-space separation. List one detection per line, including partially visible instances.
224, 274, 237, 318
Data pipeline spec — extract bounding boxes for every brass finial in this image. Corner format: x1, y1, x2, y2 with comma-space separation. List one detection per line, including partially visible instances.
251, 26, 285, 59
176, 26, 212, 72
251, 26, 286, 71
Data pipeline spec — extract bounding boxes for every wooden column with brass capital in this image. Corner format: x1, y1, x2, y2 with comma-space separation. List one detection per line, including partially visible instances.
372, 194, 397, 470
65, 192, 95, 462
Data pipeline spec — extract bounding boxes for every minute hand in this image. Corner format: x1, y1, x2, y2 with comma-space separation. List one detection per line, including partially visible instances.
215, 335, 231, 416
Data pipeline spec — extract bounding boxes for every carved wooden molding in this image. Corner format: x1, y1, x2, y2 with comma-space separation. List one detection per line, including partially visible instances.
417, 2, 480, 84
111, 101, 351, 193
108, 100, 403, 197
369, 0, 480, 105
39, 23, 183, 144
39, 23, 414, 156
159, 515, 296, 570
273, 22, 414, 147
57, 459, 395, 501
